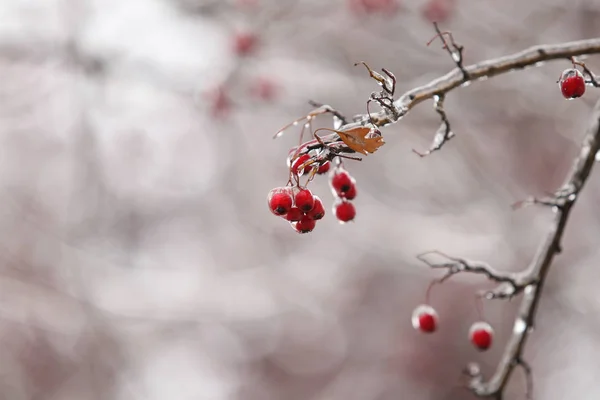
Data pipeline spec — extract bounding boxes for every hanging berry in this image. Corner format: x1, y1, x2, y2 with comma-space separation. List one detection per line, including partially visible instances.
469, 321, 494, 351
412, 304, 438, 333
558, 68, 586, 99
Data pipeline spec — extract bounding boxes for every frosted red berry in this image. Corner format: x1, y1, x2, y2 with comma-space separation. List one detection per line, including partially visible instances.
295, 189, 315, 212
285, 207, 304, 222
291, 154, 312, 176
234, 32, 257, 56
330, 170, 355, 196
334, 200, 356, 222
469, 322, 494, 351
306, 196, 325, 220
293, 216, 316, 234
559, 68, 586, 99
267, 187, 293, 216
317, 161, 331, 174
340, 183, 357, 200
412, 304, 438, 333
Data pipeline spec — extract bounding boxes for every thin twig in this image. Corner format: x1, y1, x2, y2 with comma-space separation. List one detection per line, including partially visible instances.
412, 94, 456, 157
571, 57, 600, 87
341, 38, 600, 129
428, 22, 469, 80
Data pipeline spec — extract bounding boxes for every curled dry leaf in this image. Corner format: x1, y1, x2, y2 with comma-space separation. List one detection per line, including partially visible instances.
315, 127, 385, 155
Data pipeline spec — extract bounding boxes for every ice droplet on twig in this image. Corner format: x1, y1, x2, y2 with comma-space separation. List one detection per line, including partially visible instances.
513, 318, 527, 334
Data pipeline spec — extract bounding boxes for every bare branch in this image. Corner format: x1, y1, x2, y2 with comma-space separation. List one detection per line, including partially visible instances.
516, 358, 534, 400
412, 94, 456, 157
428, 22, 469, 80
342, 38, 600, 129
467, 97, 600, 398
416, 250, 523, 289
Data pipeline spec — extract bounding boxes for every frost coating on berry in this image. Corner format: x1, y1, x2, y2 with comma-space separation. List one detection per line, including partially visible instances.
285, 207, 304, 222
559, 68, 586, 99
330, 169, 355, 196
306, 196, 325, 220
333, 200, 356, 223
292, 216, 316, 233
340, 183, 357, 200
295, 189, 315, 212
268, 187, 293, 216
412, 304, 438, 333
291, 154, 312, 176
469, 321, 494, 350
317, 161, 331, 174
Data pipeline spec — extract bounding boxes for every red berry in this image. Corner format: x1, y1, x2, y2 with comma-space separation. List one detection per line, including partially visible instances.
333, 200, 356, 223
330, 169, 355, 196
412, 304, 438, 333
267, 187, 293, 216
421, 0, 454, 23
469, 322, 494, 350
340, 182, 357, 200
234, 32, 257, 56
208, 86, 231, 117
250, 77, 277, 101
559, 68, 586, 99
295, 189, 315, 212
306, 196, 325, 220
317, 161, 330, 174
291, 154, 312, 176
292, 216, 316, 234
285, 207, 304, 222
349, 0, 399, 14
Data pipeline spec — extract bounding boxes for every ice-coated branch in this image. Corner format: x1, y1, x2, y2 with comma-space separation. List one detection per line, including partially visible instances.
339, 37, 600, 131
416, 250, 525, 290
463, 97, 600, 399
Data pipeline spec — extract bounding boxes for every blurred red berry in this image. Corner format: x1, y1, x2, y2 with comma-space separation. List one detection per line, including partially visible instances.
250, 77, 278, 101
208, 86, 231, 117
292, 216, 316, 234
422, 0, 455, 23
267, 187, 293, 216
233, 32, 257, 56
334, 200, 356, 222
349, 0, 400, 14
469, 322, 494, 350
559, 68, 586, 99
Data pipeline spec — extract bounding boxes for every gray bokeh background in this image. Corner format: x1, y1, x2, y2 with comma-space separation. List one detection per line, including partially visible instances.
1, 0, 599, 399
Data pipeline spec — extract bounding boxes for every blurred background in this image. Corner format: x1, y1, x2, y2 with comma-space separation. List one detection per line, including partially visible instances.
1, 0, 600, 399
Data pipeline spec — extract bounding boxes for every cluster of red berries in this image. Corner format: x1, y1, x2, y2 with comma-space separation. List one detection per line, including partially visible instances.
267, 151, 360, 233
411, 304, 494, 351
267, 186, 325, 233
330, 167, 357, 223
558, 68, 586, 99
